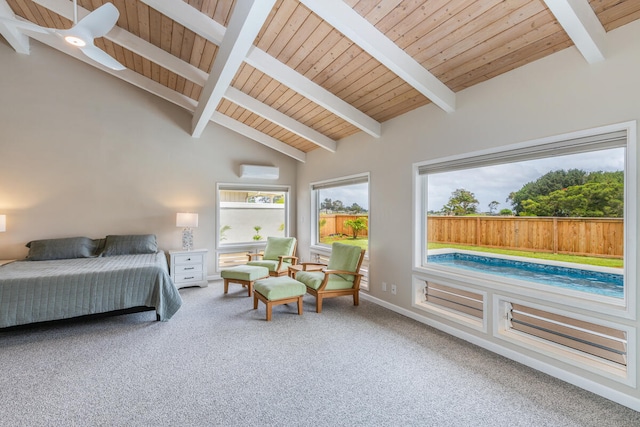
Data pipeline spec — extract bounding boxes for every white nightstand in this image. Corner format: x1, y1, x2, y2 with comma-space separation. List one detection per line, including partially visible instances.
169, 249, 208, 289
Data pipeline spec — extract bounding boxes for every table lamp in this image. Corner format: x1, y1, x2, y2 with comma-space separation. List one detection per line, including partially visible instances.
176, 213, 198, 250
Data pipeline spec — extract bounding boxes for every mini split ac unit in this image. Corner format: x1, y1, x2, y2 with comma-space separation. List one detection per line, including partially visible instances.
239, 164, 279, 180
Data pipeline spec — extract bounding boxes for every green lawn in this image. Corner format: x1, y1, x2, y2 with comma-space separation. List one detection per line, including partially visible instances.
428, 243, 623, 269
320, 236, 368, 251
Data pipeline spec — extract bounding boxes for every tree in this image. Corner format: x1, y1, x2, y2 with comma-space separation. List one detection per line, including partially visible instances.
331, 200, 344, 212
507, 169, 587, 215
499, 208, 513, 216
488, 201, 499, 215
321, 198, 333, 213
442, 188, 479, 216
344, 217, 368, 239
518, 171, 623, 217
347, 203, 363, 214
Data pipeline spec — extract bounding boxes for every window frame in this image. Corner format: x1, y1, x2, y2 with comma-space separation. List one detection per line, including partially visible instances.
412, 122, 637, 318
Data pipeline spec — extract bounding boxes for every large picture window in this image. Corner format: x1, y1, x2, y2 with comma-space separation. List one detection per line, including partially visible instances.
415, 123, 636, 310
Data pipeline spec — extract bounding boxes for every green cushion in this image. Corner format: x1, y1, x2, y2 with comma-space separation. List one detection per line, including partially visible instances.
221, 265, 269, 281
295, 271, 355, 291
262, 237, 296, 261
327, 242, 362, 282
246, 260, 279, 272
254, 276, 306, 300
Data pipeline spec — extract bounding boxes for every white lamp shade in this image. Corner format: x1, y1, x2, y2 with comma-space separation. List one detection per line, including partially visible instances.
0, 215, 5, 232
176, 213, 198, 228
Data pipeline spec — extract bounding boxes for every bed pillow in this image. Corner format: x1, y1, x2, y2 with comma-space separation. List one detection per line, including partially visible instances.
102, 234, 158, 256
26, 237, 96, 261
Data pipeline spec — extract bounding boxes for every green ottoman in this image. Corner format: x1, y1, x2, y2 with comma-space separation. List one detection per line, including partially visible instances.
253, 276, 307, 321
221, 265, 270, 297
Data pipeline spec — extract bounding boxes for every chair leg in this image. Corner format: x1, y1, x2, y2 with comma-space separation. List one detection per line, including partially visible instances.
316, 296, 323, 313
247, 282, 252, 297
253, 292, 258, 309
266, 302, 272, 321
354, 291, 359, 306
224, 279, 229, 294
297, 296, 303, 316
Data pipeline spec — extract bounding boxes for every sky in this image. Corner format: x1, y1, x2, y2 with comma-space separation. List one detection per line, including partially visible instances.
319, 182, 369, 210
427, 147, 625, 213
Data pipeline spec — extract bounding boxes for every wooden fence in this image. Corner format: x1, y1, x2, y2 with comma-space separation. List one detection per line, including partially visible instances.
428, 216, 623, 258
319, 214, 369, 238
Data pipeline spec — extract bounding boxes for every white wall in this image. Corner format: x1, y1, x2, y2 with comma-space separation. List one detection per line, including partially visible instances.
0, 39, 298, 273
296, 20, 640, 408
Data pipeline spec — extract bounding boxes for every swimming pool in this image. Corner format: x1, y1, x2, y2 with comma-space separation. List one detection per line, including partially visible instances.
428, 252, 623, 298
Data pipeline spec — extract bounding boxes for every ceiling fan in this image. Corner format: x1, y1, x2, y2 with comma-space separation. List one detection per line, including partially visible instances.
1, 1, 125, 70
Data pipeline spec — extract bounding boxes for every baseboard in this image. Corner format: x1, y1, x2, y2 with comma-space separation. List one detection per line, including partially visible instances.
359, 292, 640, 412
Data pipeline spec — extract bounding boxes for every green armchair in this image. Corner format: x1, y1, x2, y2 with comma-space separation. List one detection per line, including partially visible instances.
292, 242, 366, 313
247, 236, 298, 277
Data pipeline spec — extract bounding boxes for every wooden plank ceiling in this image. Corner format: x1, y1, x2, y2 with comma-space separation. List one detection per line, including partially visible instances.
1, 0, 639, 162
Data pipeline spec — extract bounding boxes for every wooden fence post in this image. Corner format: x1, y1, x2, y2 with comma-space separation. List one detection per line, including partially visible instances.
553, 217, 558, 254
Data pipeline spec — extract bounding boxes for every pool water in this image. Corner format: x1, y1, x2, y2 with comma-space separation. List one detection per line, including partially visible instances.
428, 253, 623, 298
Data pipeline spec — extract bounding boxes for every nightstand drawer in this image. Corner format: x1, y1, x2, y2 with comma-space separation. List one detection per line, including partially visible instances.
176, 272, 205, 283
174, 263, 203, 274
174, 253, 203, 264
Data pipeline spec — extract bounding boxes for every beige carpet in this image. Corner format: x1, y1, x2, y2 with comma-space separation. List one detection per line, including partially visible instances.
1, 281, 639, 426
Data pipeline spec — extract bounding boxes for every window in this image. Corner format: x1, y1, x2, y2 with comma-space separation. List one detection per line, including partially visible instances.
415, 123, 636, 312
311, 174, 369, 251
311, 173, 370, 288
216, 184, 290, 270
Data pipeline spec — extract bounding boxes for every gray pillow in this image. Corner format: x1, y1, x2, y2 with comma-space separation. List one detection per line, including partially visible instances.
102, 234, 157, 256
26, 237, 96, 261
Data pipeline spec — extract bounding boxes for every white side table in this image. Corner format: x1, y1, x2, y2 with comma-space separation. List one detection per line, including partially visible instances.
169, 249, 208, 289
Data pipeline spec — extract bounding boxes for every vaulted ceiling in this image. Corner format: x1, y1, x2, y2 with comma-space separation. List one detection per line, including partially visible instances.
2, 0, 639, 162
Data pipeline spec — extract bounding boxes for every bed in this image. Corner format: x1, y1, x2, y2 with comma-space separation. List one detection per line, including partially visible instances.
0, 234, 183, 328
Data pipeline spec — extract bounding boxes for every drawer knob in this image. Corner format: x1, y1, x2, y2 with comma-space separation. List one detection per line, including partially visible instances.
184, 267, 195, 270
185, 276, 194, 280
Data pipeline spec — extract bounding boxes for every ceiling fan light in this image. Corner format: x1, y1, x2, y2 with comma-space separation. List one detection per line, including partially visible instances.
64, 35, 86, 47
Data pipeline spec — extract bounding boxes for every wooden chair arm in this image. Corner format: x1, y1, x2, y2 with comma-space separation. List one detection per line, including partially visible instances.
278, 255, 299, 265
247, 252, 264, 261
299, 262, 326, 271
275, 255, 299, 272
317, 269, 362, 292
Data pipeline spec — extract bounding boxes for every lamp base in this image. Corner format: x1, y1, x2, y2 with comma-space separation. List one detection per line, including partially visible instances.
182, 228, 194, 251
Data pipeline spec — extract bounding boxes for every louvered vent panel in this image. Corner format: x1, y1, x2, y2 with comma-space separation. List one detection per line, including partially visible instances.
510, 303, 627, 366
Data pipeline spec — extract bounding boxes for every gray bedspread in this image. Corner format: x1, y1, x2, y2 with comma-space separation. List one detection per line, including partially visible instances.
0, 251, 182, 328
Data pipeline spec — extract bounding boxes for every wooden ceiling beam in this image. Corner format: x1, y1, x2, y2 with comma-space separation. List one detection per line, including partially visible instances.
139, 0, 381, 138
212, 112, 306, 162
191, 0, 276, 138
543, 0, 607, 63
224, 87, 336, 153
299, 0, 456, 114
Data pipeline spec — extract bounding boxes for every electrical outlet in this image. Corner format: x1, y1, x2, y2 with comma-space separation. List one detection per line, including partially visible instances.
391, 284, 397, 295
382, 282, 387, 291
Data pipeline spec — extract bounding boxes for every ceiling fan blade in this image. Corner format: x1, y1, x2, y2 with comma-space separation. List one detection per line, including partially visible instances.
74, 2, 119, 39
80, 44, 126, 70
0, 16, 49, 34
